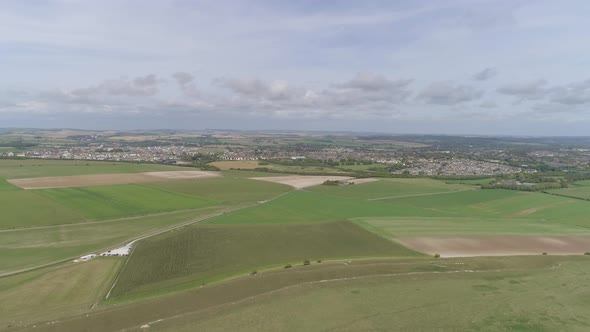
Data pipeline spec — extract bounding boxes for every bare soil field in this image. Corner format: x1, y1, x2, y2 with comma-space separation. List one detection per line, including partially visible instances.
396, 236, 590, 257
9, 171, 221, 189
250, 175, 354, 189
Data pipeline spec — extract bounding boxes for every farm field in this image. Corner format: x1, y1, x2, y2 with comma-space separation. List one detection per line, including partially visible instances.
150, 256, 590, 332
148, 176, 291, 204
308, 178, 470, 200
109, 221, 419, 300
37, 184, 216, 220
0, 190, 86, 229
8, 170, 220, 189
546, 181, 590, 200
4, 160, 590, 331
0, 207, 225, 275
17, 256, 590, 332
0, 258, 122, 328
0, 159, 183, 179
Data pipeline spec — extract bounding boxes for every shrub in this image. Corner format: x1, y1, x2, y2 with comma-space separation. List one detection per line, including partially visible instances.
584, 252, 590, 256
303, 260, 310, 266
250, 270, 257, 276
317, 259, 322, 263
434, 253, 440, 258
284, 264, 292, 269
542, 252, 548, 255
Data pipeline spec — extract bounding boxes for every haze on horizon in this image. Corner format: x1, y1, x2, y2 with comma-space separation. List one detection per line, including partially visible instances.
2, 0, 590, 135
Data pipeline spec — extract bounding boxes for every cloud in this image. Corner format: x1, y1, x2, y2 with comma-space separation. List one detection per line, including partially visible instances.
172, 72, 194, 86
473, 67, 498, 81
496, 79, 548, 100
549, 79, 590, 105
417, 82, 483, 105
71, 74, 161, 97
215, 78, 306, 101
479, 101, 498, 108
334, 73, 412, 92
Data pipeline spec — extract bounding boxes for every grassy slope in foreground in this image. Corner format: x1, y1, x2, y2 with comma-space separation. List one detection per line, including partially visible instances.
0, 257, 122, 328
153, 257, 590, 332
20, 256, 590, 332
37, 184, 216, 220
109, 221, 420, 299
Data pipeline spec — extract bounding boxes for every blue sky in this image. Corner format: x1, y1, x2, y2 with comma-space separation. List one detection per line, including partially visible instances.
2, 0, 590, 135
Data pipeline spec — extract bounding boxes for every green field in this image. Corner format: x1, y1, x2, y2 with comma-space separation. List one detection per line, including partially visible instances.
0, 159, 183, 179
0, 207, 225, 275
19, 256, 590, 332
0, 258, 122, 328
308, 178, 470, 200
148, 176, 291, 204
0, 179, 19, 191
4, 160, 590, 331
355, 216, 590, 238
0, 190, 86, 229
37, 184, 216, 220
151, 257, 590, 332
109, 221, 419, 299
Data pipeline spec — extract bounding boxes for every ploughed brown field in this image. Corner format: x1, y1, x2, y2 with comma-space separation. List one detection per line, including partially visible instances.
8, 171, 222, 189
396, 236, 590, 257
249, 175, 355, 189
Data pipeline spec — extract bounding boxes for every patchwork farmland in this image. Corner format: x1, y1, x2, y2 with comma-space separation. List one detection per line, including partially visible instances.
2, 159, 590, 331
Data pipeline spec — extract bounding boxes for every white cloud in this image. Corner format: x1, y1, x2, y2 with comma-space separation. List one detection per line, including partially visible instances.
417, 82, 483, 105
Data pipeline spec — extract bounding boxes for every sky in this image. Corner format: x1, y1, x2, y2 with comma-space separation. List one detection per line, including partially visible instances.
2, 0, 590, 135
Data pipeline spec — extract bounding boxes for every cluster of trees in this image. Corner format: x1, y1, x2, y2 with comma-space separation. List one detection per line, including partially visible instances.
481, 182, 566, 191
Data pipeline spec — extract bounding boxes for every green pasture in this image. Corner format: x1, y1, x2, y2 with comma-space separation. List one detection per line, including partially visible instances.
23, 256, 590, 332
0, 179, 19, 191
0, 190, 86, 229
0, 258, 122, 328
0, 159, 182, 179
355, 216, 590, 238
153, 257, 590, 332
0, 207, 223, 275
109, 221, 419, 299
308, 178, 470, 200
546, 186, 590, 200
148, 176, 291, 204
37, 184, 216, 220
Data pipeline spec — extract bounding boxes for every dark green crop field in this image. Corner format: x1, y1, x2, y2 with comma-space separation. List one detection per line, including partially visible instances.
109, 221, 420, 299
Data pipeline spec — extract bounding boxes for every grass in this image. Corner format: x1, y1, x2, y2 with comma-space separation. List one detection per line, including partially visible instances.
205, 190, 427, 225
0, 258, 122, 327
23, 256, 590, 332
0, 190, 86, 229
355, 216, 590, 238
0, 207, 224, 275
109, 221, 419, 299
546, 186, 590, 200
0, 159, 183, 179
308, 178, 470, 200
148, 176, 292, 204
37, 184, 216, 220
151, 257, 590, 332
0, 179, 19, 191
